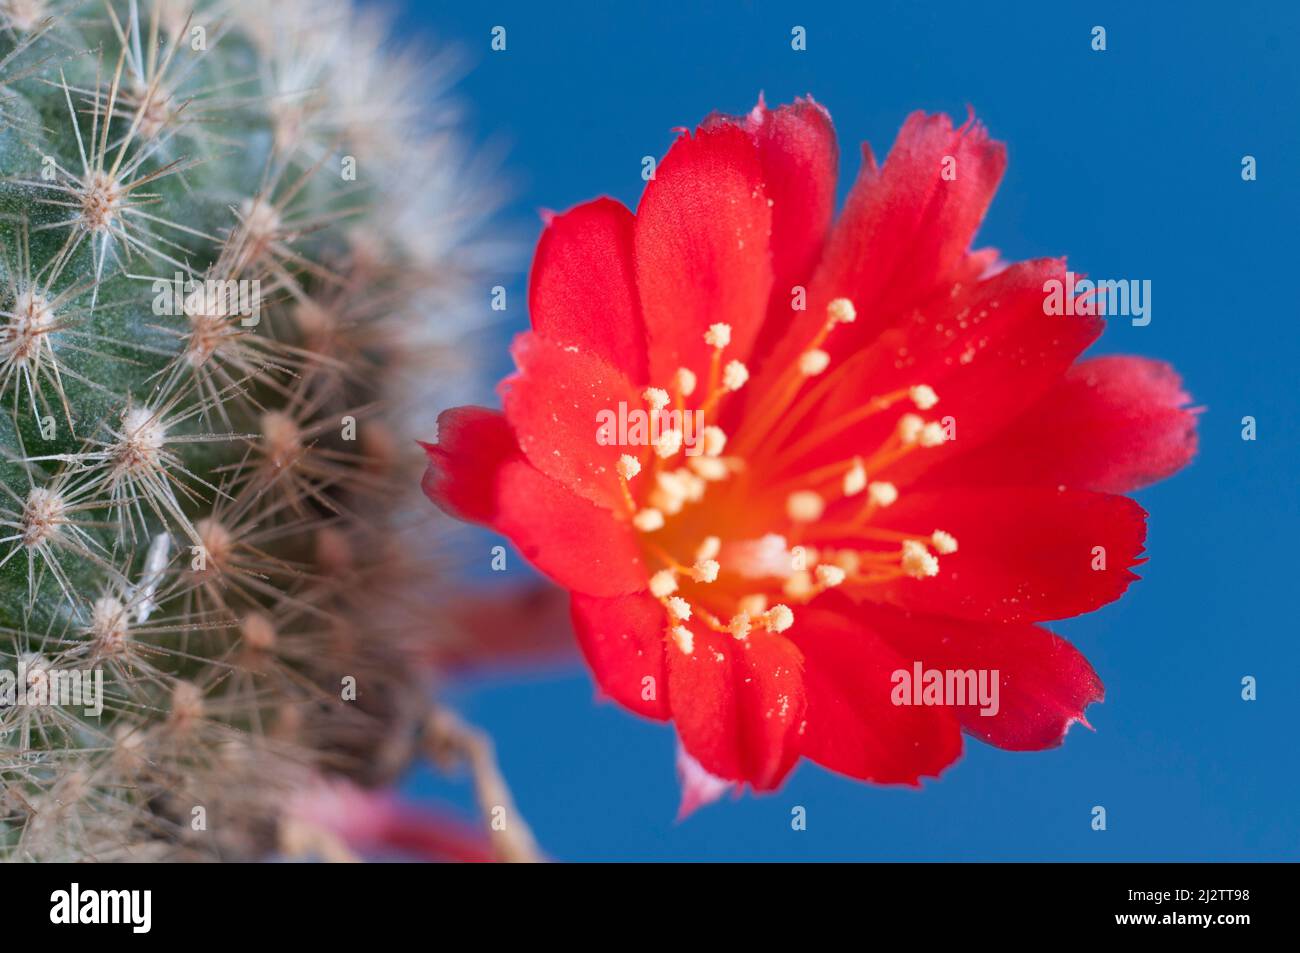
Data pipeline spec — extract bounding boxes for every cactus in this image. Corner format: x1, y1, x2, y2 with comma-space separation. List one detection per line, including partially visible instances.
0, 0, 492, 860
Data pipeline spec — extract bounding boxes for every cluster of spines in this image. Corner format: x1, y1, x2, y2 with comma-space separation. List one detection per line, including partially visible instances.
0, 0, 480, 860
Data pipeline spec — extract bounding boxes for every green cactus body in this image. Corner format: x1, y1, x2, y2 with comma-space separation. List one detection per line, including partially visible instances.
0, 0, 482, 860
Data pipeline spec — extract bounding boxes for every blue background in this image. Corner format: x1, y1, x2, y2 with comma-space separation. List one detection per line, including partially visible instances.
390, 0, 1299, 860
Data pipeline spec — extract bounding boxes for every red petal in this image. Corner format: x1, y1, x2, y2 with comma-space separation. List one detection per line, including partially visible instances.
501, 332, 647, 511
745, 98, 838, 297
492, 458, 648, 596
860, 487, 1148, 623
666, 627, 805, 790
419, 406, 517, 524
529, 197, 647, 382
635, 121, 774, 385
727, 98, 839, 367
917, 356, 1199, 494
813, 110, 1006, 337
421, 406, 648, 597
759, 110, 1006, 378
860, 604, 1104, 751
796, 604, 963, 784
873, 259, 1104, 486
570, 590, 670, 720
779, 259, 1102, 485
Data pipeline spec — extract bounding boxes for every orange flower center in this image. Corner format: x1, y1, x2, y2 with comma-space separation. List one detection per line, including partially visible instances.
616, 297, 959, 653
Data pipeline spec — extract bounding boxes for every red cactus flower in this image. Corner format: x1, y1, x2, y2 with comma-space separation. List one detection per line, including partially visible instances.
421, 98, 1197, 794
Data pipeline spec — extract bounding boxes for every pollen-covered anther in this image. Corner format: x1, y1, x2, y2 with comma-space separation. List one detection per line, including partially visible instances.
728, 614, 752, 639
653, 427, 683, 459
674, 368, 697, 397
691, 558, 720, 583
826, 297, 857, 325
901, 539, 940, 579
783, 569, 815, 600
689, 456, 730, 481
649, 569, 678, 598
831, 549, 862, 574
649, 468, 682, 496
722, 360, 749, 392
931, 530, 959, 555
843, 458, 867, 497
670, 625, 695, 655
632, 507, 665, 532
897, 413, 924, 445
643, 387, 670, 412
648, 491, 682, 517
701, 425, 727, 457
672, 468, 707, 502
815, 564, 847, 588
909, 384, 939, 410
786, 489, 825, 523
617, 454, 641, 480
704, 323, 732, 349
919, 422, 947, 448
650, 470, 689, 515
694, 535, 721, 561
763, 604, 795, 633
666, 596, 692, 623
799, 349, 830, 376
868, 481, 898, 507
